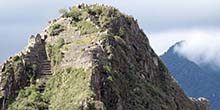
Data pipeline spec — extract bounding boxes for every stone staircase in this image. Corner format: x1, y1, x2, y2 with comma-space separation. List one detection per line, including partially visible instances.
37, 60, 52, 93
40, 60, 52, 76
27, 35, 53, 93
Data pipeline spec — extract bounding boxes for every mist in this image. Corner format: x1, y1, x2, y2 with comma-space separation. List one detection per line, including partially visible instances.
172, 28, 220, 68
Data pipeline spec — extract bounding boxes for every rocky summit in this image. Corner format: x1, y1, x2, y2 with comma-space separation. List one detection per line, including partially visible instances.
0, 4, 210, 110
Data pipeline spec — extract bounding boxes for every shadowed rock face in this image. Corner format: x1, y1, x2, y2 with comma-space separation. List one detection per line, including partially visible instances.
0, 4, 209, 110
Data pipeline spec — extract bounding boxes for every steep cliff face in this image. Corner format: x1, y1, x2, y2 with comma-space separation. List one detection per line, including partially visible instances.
0, 34, 51, 110
0, 4, 210, 110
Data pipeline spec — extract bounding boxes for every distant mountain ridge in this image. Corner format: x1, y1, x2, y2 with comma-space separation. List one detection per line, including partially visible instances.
161, 41, 220, 110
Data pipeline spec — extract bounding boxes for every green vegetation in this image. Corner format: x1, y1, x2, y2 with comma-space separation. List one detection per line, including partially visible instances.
98, 34, 107, 41
49, 24, 64, 36
103, 65, 112, 73
1, 56, 27, 86
8, 85, 48, 110
88, 5, 103, 16
47, 38, 65, 66
114, 35, 126, 45
107, 76, 113, 82
88, 5, 120, 26
105, 45, 114, 59
57, 4, 135, 40
158, 60, 168, 73
11, 56, 20, 62
100, 64, 171, 110
75, 36, 96, 45
60, 5, 123, 35
81, 48, 86, 52
8, 68, 94, 110
12, 58, 25, 80
118, 27, 127, 37
63, 5, 114, 21
63, 7, 82, 21
106, 45, 113, 54
76, 21, 98, 34
0, 54, 42, 109
0, 64, 13, 90
44, 68, 94, 110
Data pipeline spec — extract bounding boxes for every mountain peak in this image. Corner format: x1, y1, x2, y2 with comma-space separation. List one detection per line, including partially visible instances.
161, 42, 220, 110
163, 40, 185, 55
0, 4, 209, 110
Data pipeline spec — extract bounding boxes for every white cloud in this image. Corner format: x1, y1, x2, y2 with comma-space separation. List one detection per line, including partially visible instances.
174, 30, 220, 67
148, 30, 189, 55
149, 27, 220, 68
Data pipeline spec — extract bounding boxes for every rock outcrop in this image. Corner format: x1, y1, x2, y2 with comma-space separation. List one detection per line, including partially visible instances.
0, 4, 210, 110
0, 34, 51, 110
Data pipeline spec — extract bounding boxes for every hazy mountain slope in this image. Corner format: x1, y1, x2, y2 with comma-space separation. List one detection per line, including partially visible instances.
161, 41, 219, 110
0, 4, 209, 110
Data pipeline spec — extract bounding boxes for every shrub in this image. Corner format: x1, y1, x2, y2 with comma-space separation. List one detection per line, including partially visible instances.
88, 5, 113, 17
114, 36, 126, 45
76, 21, 98, 34
47, 38, 65, 66
98, 34, 107, 41
63, 7, 81, 21
49, 24, 64, 36
8, 85, 48, 110
88, 6, 102, 15
55, 38, 65, 48
107, 76, 113, 82
11, 56, 20, 62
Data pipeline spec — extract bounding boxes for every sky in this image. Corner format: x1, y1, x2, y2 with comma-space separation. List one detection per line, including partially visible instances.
0, 0, 220, 65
